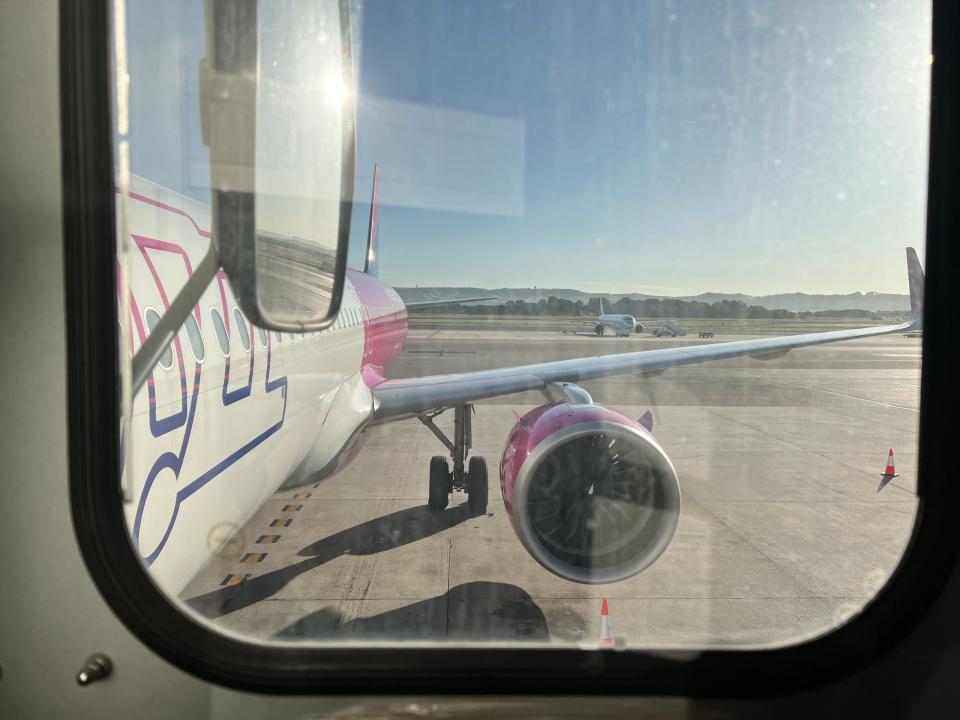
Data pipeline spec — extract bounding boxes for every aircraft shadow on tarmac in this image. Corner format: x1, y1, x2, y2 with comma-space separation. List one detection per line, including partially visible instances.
185, 504, 475, 619
272, 581, 554, 642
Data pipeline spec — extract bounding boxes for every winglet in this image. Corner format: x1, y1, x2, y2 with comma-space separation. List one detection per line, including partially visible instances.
906, 247, 924, 329
364, 164, 381, 277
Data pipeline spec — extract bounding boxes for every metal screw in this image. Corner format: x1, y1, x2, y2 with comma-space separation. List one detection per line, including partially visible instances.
76, 654, 112, 686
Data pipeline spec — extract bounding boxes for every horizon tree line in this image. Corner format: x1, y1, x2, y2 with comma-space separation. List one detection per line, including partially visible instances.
414, 296, 890, 320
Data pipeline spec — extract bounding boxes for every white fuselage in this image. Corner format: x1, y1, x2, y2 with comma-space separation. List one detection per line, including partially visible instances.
597, 313, 637, 336
121, 176, 407, 595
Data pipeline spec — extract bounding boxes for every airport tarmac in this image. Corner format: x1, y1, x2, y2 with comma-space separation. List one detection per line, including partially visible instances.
182, 328, 921, 648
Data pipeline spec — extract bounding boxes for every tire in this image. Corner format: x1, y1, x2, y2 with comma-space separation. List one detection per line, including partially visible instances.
428, 456, 450, 511
466, 456, 489, 516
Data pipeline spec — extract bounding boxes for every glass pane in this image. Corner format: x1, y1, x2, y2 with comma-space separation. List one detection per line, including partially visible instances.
234, 308, 251, 351
144, 308, 173, 370
184, 312, 205, 363
116, 0, 928, 652
210, 309, 230, 357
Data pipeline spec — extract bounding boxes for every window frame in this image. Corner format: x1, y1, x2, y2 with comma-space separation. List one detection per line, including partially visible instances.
61, 0, 960, 696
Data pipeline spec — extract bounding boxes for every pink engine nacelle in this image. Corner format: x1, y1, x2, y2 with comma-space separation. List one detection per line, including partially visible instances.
500, 402, 681, 584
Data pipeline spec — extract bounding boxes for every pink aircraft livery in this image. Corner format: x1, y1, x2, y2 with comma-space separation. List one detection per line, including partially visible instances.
122, 167, 924, 596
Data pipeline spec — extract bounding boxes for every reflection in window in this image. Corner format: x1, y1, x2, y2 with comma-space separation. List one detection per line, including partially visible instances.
210, 308, 230, 357
144, 307, 173, 370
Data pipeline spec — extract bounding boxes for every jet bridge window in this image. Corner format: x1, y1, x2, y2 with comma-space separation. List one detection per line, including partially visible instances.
64, 0, 944, 699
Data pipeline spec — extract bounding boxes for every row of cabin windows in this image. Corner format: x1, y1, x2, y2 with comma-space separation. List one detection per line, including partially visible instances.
134, 299, 399, 369
136, 302, 379, 371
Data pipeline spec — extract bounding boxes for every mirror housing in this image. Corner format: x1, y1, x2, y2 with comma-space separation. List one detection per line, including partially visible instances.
199, 0, 354, 331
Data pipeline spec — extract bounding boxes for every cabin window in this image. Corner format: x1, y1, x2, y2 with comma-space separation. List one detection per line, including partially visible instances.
210, 308, 230, 357
184, 312, 205, 363
233, 308, 251, 351
64, 0, 944, 697
144, 307, 173, 370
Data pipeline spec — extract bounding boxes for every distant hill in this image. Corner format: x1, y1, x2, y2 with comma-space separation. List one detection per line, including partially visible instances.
396, 287, 910, 313
681, 291, 909, 313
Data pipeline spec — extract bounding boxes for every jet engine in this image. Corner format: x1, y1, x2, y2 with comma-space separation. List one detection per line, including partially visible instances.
500, 402, 680, 583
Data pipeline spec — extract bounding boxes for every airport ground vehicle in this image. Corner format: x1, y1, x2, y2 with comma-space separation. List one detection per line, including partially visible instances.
698, 330, 715, 338
3, 0, 960, 717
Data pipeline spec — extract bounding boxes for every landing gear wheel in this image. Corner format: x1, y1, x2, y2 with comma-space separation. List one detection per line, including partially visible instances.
428, 456, 450, 511
466, 456, 488, 516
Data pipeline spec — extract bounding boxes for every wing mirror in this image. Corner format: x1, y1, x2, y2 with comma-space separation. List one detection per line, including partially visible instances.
131, 0, 354, 392
200, 0, 355, 330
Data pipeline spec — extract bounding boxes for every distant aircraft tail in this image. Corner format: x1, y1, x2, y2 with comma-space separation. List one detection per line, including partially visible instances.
906, 246, 924, 328
598, 297, 604, 316
363, 164, 381, 277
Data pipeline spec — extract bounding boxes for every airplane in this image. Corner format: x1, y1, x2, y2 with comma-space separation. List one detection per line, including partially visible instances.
580, 297, 642, 336
123, 167, 925, 597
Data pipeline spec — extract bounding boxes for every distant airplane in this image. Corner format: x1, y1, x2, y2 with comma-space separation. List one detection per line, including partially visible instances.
579, 297, 642, 336
123, 166, 924, 595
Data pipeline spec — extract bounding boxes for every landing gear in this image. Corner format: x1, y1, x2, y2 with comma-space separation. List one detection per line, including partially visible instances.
595, 324, 604, 336
419, 404, 488, 516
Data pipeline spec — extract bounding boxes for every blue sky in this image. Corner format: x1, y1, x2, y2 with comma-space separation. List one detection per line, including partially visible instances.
125, 0, 931, 296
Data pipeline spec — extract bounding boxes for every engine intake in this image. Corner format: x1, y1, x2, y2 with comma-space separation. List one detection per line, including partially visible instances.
501, 403, 680, 584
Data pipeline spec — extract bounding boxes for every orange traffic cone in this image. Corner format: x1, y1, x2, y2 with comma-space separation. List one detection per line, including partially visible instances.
882, 449, 898, 478
877, 448, 899, 493
599, 597, 613, 647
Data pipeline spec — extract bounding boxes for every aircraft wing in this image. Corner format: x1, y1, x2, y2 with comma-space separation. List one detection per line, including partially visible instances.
371, 320, 912, 420
373, 247, 923, 421
405, 296, 497, 309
